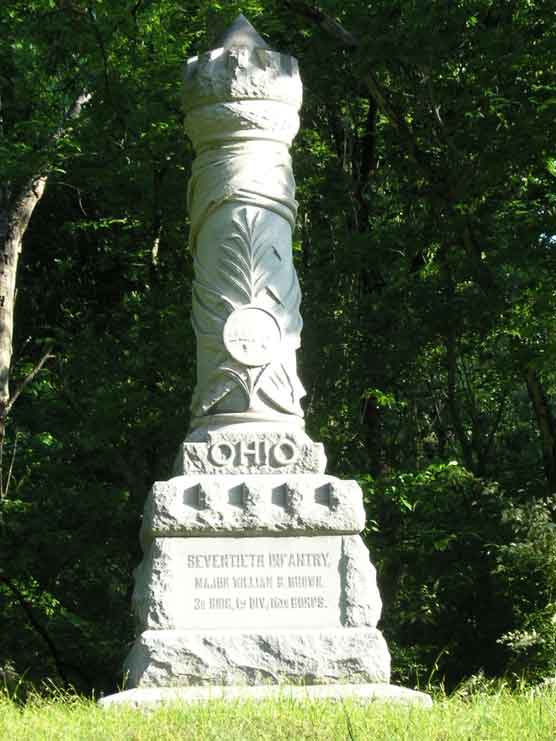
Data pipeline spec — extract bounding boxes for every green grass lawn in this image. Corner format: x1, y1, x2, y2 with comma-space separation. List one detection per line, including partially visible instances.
1, 685, 556, 740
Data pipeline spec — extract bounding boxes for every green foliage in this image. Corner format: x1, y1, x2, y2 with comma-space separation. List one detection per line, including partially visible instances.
494, 499, 556, 682
362, 464, 556, 686
361, 464, 508, 685
2, 0, 556, 695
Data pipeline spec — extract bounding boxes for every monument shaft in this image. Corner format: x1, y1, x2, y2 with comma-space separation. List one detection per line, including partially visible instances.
183, 35, 305, 436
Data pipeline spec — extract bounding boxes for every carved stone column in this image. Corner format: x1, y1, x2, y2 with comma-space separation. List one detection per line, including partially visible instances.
183, 17, 305, 438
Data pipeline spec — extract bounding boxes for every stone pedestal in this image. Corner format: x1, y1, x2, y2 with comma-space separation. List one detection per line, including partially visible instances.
123, 430, 391, 689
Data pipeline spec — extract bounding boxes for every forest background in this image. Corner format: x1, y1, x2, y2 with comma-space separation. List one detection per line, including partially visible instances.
1, 0, 556, 696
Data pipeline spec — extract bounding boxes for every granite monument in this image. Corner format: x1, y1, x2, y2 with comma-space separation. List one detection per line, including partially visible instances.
101, 15, 430, 708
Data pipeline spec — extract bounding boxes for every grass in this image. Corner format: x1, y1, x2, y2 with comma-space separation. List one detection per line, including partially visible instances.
1, 685, 556, 740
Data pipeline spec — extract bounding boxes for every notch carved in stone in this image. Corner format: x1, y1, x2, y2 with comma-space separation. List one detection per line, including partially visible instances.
242, 483, 263, 511
327, 483, 342, 512
285, 483, 303, 514
196, 484, 209, 510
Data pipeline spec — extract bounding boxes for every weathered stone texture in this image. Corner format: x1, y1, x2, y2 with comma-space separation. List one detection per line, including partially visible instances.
140, 474, 365, 543
342, 535, 383, 628
124, 628, 390, 688
131, 535, 381, 633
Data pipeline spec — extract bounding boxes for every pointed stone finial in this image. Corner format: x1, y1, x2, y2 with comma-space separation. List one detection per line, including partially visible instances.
216, 14, 270, 50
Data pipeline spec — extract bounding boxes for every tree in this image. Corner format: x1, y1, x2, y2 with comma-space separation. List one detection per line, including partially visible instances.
2, 0, 556, 692
0, 3, 93, 495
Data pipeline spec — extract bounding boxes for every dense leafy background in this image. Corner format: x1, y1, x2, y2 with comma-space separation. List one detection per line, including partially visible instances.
1, 0, 556, 694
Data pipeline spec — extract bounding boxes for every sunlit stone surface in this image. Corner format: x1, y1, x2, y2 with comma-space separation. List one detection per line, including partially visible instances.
102, 15, 429, 708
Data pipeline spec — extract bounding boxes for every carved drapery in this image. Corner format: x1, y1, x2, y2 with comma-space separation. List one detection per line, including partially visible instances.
183, 38, 305, 435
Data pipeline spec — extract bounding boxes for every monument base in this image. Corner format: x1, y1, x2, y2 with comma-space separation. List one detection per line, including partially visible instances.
125, 627, 390, 687
99, 682, 432, 708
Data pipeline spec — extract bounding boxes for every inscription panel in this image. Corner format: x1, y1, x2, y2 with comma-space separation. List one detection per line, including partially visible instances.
173, 433, 327, 476
145, 536, 342, 630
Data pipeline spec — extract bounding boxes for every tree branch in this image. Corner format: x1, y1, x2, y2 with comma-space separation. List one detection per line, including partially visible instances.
9, 89, 91, 238
6, 346, 54, 416
284, 1, 434, 182
525, 366, 556, 493
283, 0, 358, 47
0, 572, 70, 686
2, 427, 18, 500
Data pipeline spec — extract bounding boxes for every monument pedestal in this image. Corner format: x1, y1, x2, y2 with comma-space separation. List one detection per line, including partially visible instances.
99, 432, 430, 707
101, 454, 431, 706
124, 432, 390, 688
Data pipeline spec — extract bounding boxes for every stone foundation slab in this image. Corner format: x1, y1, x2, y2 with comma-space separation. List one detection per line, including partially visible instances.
100, 682, 432, 708
124, 627, 391, 688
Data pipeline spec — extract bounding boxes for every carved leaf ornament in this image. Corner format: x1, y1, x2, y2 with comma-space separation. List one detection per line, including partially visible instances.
192, 207, 303, 417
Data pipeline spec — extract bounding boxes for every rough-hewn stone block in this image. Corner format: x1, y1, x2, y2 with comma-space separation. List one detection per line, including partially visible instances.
124, 627, 390, 688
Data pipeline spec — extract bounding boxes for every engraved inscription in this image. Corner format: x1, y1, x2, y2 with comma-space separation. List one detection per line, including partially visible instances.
160, 536, 342, 630
191, 556, 330, 613
177, 435, 327, 476
207, 439, 299, 469
189, 547, 334, 615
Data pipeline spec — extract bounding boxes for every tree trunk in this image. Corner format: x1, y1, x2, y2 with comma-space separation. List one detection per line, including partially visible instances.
0, 90, 90, 495
524, 366, 556, 494
446, 332, 475, 472
0, 175, 47, 495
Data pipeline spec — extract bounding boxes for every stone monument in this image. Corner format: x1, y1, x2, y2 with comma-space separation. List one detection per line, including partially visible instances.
101, 15, 430, 708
